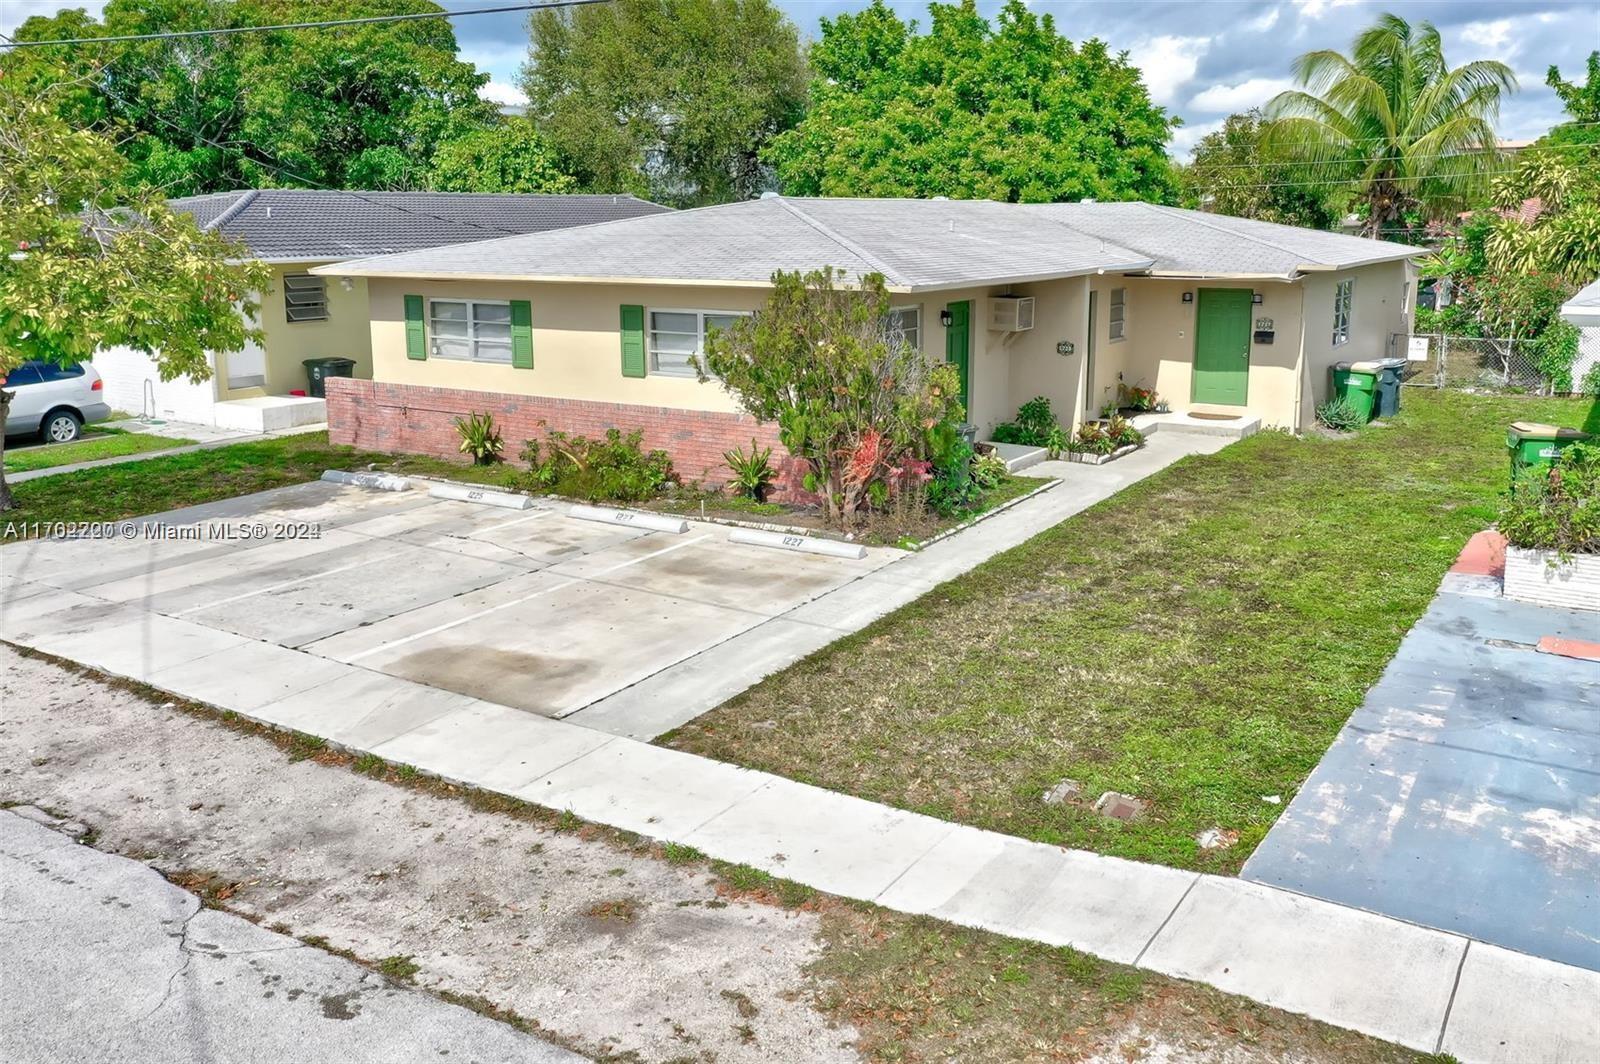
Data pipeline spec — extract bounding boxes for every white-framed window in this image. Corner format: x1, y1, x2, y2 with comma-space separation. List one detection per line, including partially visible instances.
1332, 278, 1354, 346
429, 298, 513, 363
647, 309, 748, 377
283, 273, 327, 323
885, 305, 921, 352
1108, 287, 1127, 341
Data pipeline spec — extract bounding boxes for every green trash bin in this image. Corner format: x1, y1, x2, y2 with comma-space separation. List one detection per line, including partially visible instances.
1329, 361, 1379, 422
1507, 421, 1591, 483
302, 357, 357, 399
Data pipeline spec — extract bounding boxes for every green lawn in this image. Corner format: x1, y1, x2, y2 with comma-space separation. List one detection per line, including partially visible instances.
3, 427, 195, 474
662, 391, 1595, 874
1, 432, 392, 533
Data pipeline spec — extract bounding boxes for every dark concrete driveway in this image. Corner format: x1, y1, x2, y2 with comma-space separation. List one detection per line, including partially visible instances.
1243, 544, 1600, 972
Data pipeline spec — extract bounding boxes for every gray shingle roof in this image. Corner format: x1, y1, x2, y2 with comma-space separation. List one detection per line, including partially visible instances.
1021, 202, 1419, 278
1564, 276, 1600, 310
169, 189, 670, 263
322, 196, 1419, 290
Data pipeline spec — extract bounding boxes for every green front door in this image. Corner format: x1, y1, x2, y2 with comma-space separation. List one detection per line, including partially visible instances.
1192, 288, 1252, 405
945, 300, 971, 414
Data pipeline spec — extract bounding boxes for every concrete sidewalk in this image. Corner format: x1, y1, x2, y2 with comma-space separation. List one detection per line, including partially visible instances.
0, 809, 579, 1064
4, 439, 1598, 1060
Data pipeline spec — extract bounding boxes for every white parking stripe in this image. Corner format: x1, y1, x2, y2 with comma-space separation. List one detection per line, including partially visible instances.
173, 556, 383, 616
345, 534, 712, 663
471, 510, 552, 537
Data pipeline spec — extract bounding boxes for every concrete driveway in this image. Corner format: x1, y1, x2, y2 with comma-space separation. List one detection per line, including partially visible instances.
1243, 539, 1600, 972
2, 479, 890, 722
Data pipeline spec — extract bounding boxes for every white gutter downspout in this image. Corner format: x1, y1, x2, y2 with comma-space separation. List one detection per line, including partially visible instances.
1291, 277, 1308, 433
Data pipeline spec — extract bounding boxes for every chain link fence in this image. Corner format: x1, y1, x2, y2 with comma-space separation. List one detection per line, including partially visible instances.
1400, 333, 1553, 394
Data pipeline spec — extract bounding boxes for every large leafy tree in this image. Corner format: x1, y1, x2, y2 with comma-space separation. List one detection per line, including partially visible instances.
4, 0, 499, 194
1543, 51, 1600, 148
522, 0, 807, 207
1265, 13, 1515, 237
427, 121, 576, 194
1181, 109, 1342, 230
766, 0, 1179, 204
0, 81, 268, 511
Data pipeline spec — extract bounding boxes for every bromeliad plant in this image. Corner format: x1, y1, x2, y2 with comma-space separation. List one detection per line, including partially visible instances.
723, 438, 776, 501
454, 411, 505, 465
700, 268, 963, 528
1069, 415, 1144, 455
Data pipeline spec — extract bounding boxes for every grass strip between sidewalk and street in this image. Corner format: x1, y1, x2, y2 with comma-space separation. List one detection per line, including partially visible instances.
3, 427, 196, 474
662, 390, 1595, 874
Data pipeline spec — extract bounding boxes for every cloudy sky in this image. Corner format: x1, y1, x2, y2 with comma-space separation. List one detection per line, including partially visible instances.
4, 0, 1595, 159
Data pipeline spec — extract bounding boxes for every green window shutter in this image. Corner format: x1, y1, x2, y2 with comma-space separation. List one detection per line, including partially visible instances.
620, 304, 646, 378
404, 294, 426, 360
510, 299, 533, 369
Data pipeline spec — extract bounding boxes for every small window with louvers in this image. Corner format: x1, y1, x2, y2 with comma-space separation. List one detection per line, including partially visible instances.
283, 273, 328, 323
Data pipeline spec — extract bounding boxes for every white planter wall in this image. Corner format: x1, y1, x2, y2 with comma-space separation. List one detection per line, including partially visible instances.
1503, 546, 1600, 612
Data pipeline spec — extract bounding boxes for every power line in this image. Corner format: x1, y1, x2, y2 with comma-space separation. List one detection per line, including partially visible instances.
1, 34, 569, 240
0, 1, 609, 50
1180, 131, 1600, 173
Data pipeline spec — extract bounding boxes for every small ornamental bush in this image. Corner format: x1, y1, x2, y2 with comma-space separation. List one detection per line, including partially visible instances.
521, 427, 676, 502
453, 411, 505, 465
990, 396, 1060, 447
1498, 443, 1599, 557
722, 439, 776, 500
1068, 415, 1144, 455
1316, 397, 1365, 432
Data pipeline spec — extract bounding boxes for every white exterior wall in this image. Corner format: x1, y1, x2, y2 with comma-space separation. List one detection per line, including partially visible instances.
92, 345, 223, 424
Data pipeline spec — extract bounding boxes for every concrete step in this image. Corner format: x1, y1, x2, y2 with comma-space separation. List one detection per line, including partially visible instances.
982, 441, 1049, 472
213, 395, 327, 433
1130, 411, 1262, 438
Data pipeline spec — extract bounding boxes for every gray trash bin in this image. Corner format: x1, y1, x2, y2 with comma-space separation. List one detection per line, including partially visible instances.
1371, 357, 1408, 418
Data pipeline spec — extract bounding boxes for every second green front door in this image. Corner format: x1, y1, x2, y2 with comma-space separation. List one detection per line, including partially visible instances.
1192, 288, 1252, 406
945, 300, 971, 413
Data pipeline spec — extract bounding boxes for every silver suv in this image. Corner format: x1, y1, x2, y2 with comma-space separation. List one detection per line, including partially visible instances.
2, 361, 112, 443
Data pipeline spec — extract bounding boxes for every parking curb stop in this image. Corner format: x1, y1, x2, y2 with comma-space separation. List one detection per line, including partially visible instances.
428, 482, 534, 510
728, 528, 867, 560
568, 504, 689, 534
321, 470, 411, 492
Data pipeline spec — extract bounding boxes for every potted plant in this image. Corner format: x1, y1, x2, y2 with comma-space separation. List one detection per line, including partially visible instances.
1498, 444, 1599, 611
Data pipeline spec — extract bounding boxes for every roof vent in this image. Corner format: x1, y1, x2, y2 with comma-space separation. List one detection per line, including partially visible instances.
759, 191, 780, 199
931, 195, 949, 201
1080, 197, 1096, 204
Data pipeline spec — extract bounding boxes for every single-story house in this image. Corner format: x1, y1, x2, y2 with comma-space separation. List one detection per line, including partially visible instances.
314, 196, 1418, 485
1560, 276, 1600, 392
93, 189, 668, 431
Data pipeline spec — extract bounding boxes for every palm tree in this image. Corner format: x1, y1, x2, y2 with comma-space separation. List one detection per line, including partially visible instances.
1265, 14, 1515, 237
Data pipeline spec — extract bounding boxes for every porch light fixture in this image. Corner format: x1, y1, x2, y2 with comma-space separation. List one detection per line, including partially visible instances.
939, 309, 954, 327
1252, 292, 1264, 304
1181, 291, 1193, 304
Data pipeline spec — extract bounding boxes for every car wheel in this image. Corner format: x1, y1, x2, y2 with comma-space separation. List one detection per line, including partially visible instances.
42, 410, 82, 443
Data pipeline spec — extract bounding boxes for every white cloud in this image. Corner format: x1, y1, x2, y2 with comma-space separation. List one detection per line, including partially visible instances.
1291, 0, 1362, 19
1248, 6, 1282, 32
478, 80, 528, 107
1169, 118, 1224, 160
1460, 18, 1515, 52
1188, 77, 1296, 113
1128, 34, 1210, 107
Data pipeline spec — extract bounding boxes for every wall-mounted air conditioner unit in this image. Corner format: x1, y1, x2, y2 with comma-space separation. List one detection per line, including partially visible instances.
989, 296, 1035, 332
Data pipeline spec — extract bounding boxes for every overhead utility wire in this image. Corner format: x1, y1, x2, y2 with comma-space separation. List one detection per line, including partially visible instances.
0, 0, 610, 49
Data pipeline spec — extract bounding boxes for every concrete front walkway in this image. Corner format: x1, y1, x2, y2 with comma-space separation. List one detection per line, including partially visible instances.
573, 431, 1233, 738
0, 809, 579, 1063
4, 437, 1598, 1061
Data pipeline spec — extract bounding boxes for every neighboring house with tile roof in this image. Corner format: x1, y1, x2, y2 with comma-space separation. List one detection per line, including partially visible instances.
92, 190, 668, 430
313, 196, 1419, 487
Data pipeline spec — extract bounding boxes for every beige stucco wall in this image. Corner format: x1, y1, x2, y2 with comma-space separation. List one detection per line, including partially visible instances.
1002, 277, 1091, 432
1298, 259, 1415, 429
359, 277, 1080, 434
1087, 275, 1305, 428
217, 262, 374, 400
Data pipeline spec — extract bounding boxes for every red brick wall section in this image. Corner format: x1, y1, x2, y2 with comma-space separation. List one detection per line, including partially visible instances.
325, 378, 809, 498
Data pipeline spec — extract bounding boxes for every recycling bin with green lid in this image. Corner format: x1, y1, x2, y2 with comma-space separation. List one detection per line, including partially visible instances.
302, 357, 357, 399
1329, 361, 1379, 422
1507, 421, 1591, 483
1371, 357, 1408, 418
